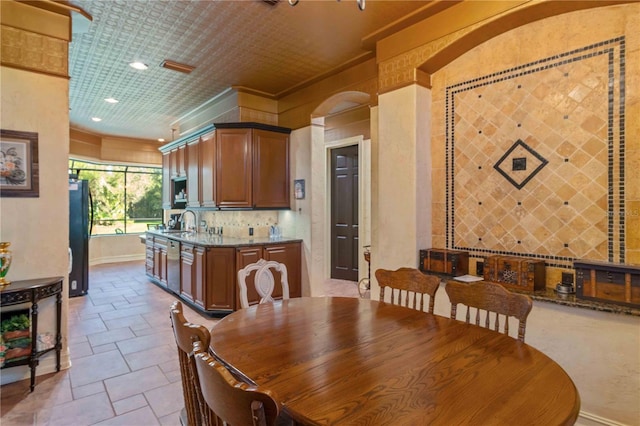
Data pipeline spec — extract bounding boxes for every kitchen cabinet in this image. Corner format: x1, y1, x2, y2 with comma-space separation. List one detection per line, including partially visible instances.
186, 139, 200, 208
180, 243, 195, 303
235, 242, 301, 307
145, 235, 155, 275
170, 145, 187, 179
194, 246, 235, 311
199, 130, 216, 207
161, 153, 171, 209
252, 128, 290, 208
216, 127, 253, 208
153, 236, 168, 288
215, 123, 290, 209
145, 231, 302, 313
160, 123, 290, 210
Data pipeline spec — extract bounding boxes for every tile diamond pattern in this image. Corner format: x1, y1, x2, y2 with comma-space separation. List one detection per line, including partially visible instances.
493, 139, 548, 190
446, 37, 626, 266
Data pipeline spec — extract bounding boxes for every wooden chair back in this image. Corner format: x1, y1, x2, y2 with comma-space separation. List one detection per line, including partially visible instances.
375, 267, 441, 313
192, 340, 280, 426
169, 301, 211, 426
445, 280, 533, 342
237, 259, 290, 309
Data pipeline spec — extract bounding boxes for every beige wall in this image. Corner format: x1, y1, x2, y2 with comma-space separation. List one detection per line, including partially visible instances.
0, 65, 72, 381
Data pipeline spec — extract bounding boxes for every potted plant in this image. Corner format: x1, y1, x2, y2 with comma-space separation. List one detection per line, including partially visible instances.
1, 313, 30, 341
0, 335, 6, 367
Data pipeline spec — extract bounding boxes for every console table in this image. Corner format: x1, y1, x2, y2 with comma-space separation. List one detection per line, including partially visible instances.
1, 277, 63, 391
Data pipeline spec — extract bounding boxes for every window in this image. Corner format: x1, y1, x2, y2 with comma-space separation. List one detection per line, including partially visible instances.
69, 159, 162, 235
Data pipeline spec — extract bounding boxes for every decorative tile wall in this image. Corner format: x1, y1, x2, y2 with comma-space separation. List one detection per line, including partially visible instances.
445, 37, 626, 268
199, 210, 280, 238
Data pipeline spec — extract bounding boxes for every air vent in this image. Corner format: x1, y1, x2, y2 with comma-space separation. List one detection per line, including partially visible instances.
160, 60, 195, 74
263, 0, 279, 5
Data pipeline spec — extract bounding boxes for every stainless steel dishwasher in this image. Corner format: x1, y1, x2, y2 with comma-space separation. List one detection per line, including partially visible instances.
166, 239, 180, 294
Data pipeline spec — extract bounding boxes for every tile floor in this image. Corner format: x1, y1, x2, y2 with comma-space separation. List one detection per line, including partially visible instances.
1, 260, 360, 426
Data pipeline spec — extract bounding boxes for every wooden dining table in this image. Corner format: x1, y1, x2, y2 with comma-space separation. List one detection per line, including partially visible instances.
209, 297, 580, 425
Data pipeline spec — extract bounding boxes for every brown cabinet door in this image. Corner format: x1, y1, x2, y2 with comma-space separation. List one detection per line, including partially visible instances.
180, 244, 195, 302
253, 129, 290, 208
145, 236, 154, 275
162, 152, 171, 209
186, 140, 200, 207
235, 246, 262, 307
216, 128, 253, 208
204, 247, 236, 310
177, 145, 187, 177
169, 149, 178, 178
200, 131, 216, 207
194, 246, 206, 309
194, 247, 235, 311
154, 237, 168, 287
263, 242, 301, 298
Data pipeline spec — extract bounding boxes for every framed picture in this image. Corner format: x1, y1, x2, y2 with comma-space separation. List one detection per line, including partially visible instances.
0, 129, 39, 198
294, 179, 305, 200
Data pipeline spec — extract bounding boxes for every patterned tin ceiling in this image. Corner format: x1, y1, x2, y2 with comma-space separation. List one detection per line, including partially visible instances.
68, 0, 433, 141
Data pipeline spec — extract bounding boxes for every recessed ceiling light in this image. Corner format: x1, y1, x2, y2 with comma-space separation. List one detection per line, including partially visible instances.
129, 62, 148, 70
105, 97, 119, 103
91, 117, 102, 122
158, 138, 165, 142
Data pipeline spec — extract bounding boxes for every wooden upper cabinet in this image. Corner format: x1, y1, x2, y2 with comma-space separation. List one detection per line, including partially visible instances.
215, 128, 253, 209
200, 131, 216, 207
253, 129, 290, 208
186, 139, 200, 208
177, 145, 187, 177
160, 123, 290, 210
162, 152, 171, 209
169, 145, 187, 179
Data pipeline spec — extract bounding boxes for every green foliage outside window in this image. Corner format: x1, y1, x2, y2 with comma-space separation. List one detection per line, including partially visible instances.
69, 160, 162, 235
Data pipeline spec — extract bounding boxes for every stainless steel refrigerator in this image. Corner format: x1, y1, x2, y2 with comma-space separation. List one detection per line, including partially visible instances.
69, 178, 92, 297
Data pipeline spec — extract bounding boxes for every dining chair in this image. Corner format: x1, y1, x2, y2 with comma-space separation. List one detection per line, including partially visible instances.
445, 280, 533, 342
192, 340, 280, 426
169, 301, 211, 426
375, 267, 441, 313
237, 259, 289, 309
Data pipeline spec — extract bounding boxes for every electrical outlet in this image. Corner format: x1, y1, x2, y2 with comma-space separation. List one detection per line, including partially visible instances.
561, 272, 573, 284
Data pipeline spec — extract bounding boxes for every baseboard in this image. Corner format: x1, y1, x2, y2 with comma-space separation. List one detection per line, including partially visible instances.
89, 254, 144, 266
577, 411, 628, 426
0, 352, 71, 386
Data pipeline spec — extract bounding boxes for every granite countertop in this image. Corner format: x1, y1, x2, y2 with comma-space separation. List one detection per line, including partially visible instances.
145, 230, 302, 247
527, 288, 640, 316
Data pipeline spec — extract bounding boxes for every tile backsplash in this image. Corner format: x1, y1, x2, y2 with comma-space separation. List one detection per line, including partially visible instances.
198, 210, 280, 238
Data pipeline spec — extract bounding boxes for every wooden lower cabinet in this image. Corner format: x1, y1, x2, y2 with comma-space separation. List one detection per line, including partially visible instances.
145, 233, 302, 313
153, 237, 168, 288
194, 247, 236, 311
145, 236, 154, 276
235, 242, 301, 308
180, 243, 195, 302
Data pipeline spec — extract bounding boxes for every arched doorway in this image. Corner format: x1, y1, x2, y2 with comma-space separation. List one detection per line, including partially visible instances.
309, 91, 372, 295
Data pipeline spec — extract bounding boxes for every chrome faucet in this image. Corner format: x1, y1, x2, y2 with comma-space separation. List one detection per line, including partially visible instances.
180, 209, 198, 233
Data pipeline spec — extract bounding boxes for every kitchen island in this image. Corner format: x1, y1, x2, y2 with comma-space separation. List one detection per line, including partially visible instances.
144, 230, 302, 315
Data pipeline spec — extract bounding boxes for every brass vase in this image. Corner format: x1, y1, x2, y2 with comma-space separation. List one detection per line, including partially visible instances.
0, 242, 12, 286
